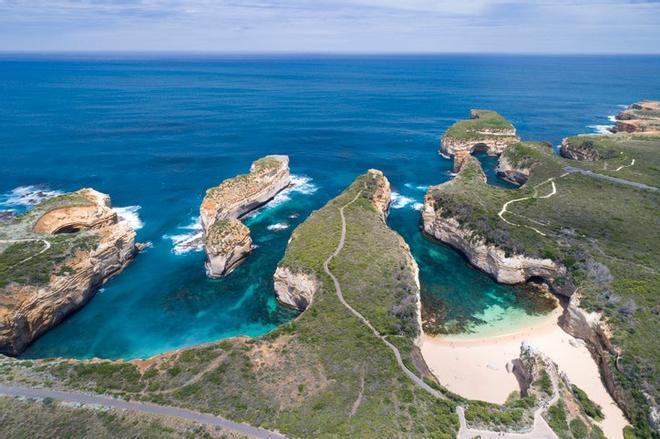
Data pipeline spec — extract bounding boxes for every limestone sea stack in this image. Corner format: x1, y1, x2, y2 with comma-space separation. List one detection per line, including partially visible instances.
611, 100, 660, 134
441, 109, 520, 157
200, 155, 290, 277
0, 188, 138, 356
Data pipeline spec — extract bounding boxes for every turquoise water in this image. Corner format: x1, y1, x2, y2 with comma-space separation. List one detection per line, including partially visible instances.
2, 55, 658, 359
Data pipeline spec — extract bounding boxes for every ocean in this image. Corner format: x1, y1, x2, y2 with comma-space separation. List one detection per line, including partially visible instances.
2, 54, 658, 359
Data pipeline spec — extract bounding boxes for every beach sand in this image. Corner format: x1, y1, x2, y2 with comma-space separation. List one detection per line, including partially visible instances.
421, 307, 628, 439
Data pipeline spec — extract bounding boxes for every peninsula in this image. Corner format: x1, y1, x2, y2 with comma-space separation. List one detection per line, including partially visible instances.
0, 189, 139, 355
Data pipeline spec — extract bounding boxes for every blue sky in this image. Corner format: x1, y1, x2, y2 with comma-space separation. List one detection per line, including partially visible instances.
1, 0, 659, 53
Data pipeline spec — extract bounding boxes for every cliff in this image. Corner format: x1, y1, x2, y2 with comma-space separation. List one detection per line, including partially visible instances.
200, 155, 290, 277
612, 100, 660, 134
204, 219, 252, 278
441, 109, 520, 157
0, 188, 138, 355
422, 196, 565, 286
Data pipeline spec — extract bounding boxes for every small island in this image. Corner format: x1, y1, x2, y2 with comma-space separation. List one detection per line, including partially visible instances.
0, 188, 139, 355
200, 155, 290, 277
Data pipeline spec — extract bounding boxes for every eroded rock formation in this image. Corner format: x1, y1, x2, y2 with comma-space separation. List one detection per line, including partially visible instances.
612, 100, 660, 134
200, 155, 290, 277
441, 109, 520, 157
0, 188, 138, 356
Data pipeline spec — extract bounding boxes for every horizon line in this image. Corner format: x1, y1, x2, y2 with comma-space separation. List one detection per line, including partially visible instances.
1, 50, 660, 57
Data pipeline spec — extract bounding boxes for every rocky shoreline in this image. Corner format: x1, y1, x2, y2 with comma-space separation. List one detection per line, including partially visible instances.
0, 188, 139, 356
200, 155, 290, 277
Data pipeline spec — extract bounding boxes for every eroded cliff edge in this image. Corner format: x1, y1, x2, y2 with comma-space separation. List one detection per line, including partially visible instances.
200, 155, 290, 277
441, 109, 520, 157
424, 116, 660, 436
0, 188, 138, 355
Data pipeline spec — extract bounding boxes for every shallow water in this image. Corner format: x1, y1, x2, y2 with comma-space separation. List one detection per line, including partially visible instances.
2, 54, 658, 359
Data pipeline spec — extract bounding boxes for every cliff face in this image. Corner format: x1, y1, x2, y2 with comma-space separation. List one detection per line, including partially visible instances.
200, 155, 290, 230
273, 267, 318, 311
204, 219, 252, 278
559, 137, 601, 161
612, 100, 660, 134
0, 189, 138, 356
441, 109, 520, 157
495, 154, 530, 185
200, 155, 290, 278
421, 201, 566, 287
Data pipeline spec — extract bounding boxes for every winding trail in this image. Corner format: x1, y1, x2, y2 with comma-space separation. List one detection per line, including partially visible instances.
0, 238, 51, 269
497, 178, 558, 237
324, 189, 444, 399
0, 383, 285, 439
456, 359, 559, 439
614, 158, 635, 172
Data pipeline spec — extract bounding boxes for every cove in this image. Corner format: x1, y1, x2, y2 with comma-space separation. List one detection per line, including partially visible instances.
2, 55, 658, 359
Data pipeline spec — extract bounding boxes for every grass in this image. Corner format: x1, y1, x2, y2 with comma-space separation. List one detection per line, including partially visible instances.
444, 110, 516, 141
571, 384, 604, 421
0, 395, 243, 438
427, 138, 660, 437
1, 171, 459, 438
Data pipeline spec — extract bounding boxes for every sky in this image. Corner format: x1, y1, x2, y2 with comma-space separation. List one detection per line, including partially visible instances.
0, 0, 659, 53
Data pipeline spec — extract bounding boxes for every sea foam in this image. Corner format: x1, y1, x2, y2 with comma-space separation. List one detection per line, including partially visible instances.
391, 192, 416, 209
113, 205, 144, 230
0, 185, 62, 210
164, 217, 204, 255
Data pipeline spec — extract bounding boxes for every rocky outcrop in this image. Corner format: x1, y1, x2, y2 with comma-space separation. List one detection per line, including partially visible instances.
33, 190, 117, 234
422, 203, 566, 287
200, 155, 290, 230
365, 168, 391, 219
441, 109, 520, 157
273, 267, 318, 311
0, 189, 138, 356
612, 100, 660, 134
204, 219, 252, 277
559, 137, 601, 161
200, 155, 290, 278
495, 154, 530, 185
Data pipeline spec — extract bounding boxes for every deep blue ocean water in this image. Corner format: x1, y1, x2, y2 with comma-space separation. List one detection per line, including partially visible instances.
1, 54, 658, 359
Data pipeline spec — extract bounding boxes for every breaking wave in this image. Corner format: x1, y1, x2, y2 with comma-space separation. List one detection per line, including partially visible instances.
164, 217, 203, 255
267, 222, 289, 231
391, 192, 416, 209
0, 185, 62, 211
113, 205, 144, 230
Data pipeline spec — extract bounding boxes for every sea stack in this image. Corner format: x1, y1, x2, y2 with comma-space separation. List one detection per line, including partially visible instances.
441, 109, 520, 157
200, 155, 290, 277
0, 188, 139, 355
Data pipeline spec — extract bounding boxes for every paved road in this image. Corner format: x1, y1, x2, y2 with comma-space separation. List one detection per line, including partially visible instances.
564, 166, 658, 192
0, 384, 285, 439
323, 190, 444, 400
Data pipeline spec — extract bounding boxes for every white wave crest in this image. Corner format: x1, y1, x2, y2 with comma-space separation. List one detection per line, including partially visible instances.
246, 174, 318, 216
391, 192, 416, 209
412, 202, 424, 211
164, 217, 203, 255
0, 185, 62, 209
608, 115, 617, 122
404, 183, 429, 191
587, 125, 613, 135
267, 222, 289, 231
113, 205, 144, 230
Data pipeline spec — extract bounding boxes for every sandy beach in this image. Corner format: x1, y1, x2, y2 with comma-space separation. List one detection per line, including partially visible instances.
421, 307, 628, 439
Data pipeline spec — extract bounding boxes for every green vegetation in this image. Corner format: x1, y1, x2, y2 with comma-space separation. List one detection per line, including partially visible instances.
548, 402, 569, 438
1, 171, 459, 438
571, 384, 604, 421
444, 109, 516, 141
535, 369, 552, 395
464, 393, 536, 429
428, 136, 659, 437
0, 395, 243, 438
